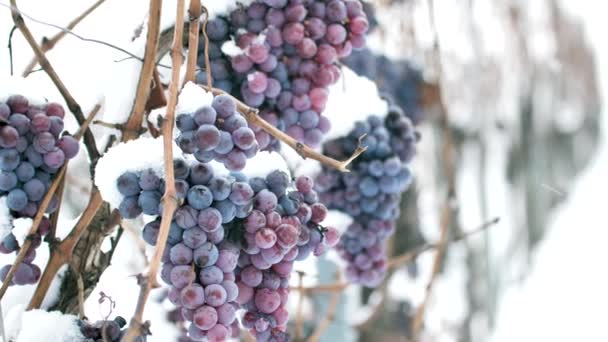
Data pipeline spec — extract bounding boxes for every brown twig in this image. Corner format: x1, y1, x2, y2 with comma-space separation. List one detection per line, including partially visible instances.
45, 103, 100, 242
307, 272, 342, 342
22, 0, 106, 76
291, 217, 500, 293
183, 0, 201, 86
122, 0, 163, 142
122, 1, 185, 340
411, 1, 457, 338
0, 164, 67, 300
73, 265, 86, 319
200, 5, 212, 89
27, 190, 105, 309
388, 217, 499, 269
199, 85, 366, 172
9, 0, 100, 162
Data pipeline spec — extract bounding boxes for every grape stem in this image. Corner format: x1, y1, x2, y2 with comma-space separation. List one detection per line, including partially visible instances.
183, 0, 202, 86
122, 1, 185, 340
21, 0, 107, 77
0, 104, 99, 301
199, 85, 367, 172
8, 0, 100, 162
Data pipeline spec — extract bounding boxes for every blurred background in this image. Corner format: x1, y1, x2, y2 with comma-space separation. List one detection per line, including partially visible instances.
1, 0, 606, 341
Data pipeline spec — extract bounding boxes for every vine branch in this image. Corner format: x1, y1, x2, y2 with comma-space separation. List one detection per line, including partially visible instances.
199, 85, 367, 172
183, 0, 201, 85
22, 0, 106, 76
123, 0, 184, 339
290, 217, 499, 293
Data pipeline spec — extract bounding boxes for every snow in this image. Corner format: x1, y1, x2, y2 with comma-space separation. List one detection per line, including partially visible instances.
240, 151, 291, 179
0, 198, 12, 243
94, 137, 182, 209
221, 40, 245, 57
322, 67, 389, 142
0, 77, 49, 106
176, 81, 214, 114
14, 309, 84, 342
11, 218, 33, 247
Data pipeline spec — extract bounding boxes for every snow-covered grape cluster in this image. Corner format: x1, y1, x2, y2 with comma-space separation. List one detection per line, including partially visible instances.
315, 106, 417, 287
175, 94, 259, 172
113, 157, 337, 341
342, 49, 425, 124
194, 0, 369, 150
79, 316, 146, 342
0, 95, 79, 286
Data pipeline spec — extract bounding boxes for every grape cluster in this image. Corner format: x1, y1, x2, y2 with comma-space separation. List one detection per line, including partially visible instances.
79, 316, 146, 342
194, 0, 369, 150
341, 48, 424, 124
114, 159, 338, 341
315, 107, 417, 287
117, 161, 246, 341
0, 95, 79, 286
175, 95, 259, 172
234, 172, 339, 341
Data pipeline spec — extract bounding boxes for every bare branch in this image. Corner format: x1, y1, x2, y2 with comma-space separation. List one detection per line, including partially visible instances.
290, 217, 500, 293
27, 190, 105, 309
123, 1, 185, 339
200, 85, 367, 172
200, 5, 212, 89
22, 0, 106, 76
183, 0, 201, 86
122, 0, 163, 142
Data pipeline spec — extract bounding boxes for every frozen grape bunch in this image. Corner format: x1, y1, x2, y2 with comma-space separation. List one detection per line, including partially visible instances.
115, 160, 247, 341
315, 106, 418, 287
175, 94, 259, 172
233, 171, 339, 341
0, 95, 80, 287
191, 0, 370, 150
227, 0, 370, 149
